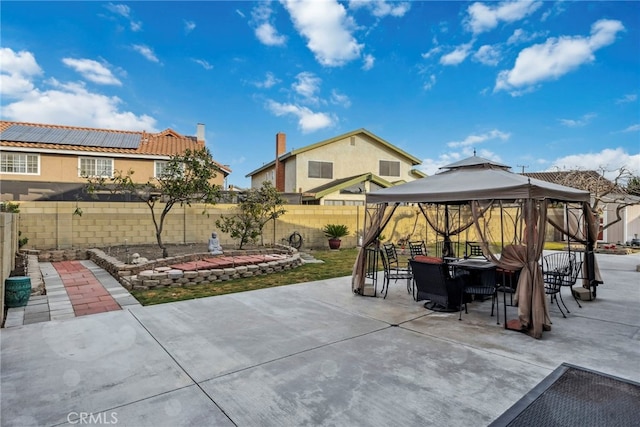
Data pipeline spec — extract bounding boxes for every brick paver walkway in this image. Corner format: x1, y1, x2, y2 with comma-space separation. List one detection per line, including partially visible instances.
53, 261, 122, 316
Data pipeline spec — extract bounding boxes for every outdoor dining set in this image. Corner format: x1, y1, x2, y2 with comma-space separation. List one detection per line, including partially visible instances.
374, 240, 585, 327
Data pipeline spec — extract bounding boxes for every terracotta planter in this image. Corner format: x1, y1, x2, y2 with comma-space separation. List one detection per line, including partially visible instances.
328, 238, 342, 250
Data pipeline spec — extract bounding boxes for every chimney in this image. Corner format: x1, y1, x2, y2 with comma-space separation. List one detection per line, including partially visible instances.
196, 123, 205, 142
275, 132, 286, 192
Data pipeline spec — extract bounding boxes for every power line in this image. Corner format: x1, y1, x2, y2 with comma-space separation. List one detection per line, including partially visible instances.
517, 165, 529, 174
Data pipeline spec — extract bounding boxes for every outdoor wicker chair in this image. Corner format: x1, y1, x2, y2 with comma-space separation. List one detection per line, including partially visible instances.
410, 258, 466, 312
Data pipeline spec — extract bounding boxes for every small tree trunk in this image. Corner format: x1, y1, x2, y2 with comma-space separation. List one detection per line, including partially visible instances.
156, 232, 168, 258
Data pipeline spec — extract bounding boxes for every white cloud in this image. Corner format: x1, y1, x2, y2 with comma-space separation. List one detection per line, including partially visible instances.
473, 45, 501, 66
440, 42, 474, 66
0, 48, 157, 131
105, 2, 142, 32
0, 48, 42, 98
256, 23, 287, 46
62, 58, 121, 86
622, 124, 640, 133
540, 1, 566, 22
465, 1, 542, 35
292, 71, 321, 104
192, 58, 213, 70
446, 129, 510, 148
558, 112, 597, 128
330, 89, 351, 108
254, 72, 280, 89
616, 93, 637, 104
130, 21, 142, 32
265, 99, 334, 133
507, 28, 545, 45
361, 54, 375, 70
548, 148, 640, 176
2, 79, 157, 131
421, 46, 441, 59
132, 44, 160, 63
349, 1, 411, 18
105, 3, 130, 18
281, 0, 363, 67
184, 20, 196, 34
495, 19, 625, 95
251, 3, 286, 46
423, 74, 436, 91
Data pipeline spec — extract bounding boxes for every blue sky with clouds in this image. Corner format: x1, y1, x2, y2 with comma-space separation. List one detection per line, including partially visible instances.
1, 1, 638, 188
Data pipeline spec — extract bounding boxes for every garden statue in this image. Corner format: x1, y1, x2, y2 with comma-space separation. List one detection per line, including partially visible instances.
130, 253, 149, 264
208, 232, 223, 255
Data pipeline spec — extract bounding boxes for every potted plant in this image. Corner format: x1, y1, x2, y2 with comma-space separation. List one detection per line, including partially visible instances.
322, 224, 349, 250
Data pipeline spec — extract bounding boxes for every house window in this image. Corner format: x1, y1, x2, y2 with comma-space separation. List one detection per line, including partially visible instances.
155, 161, 169, 178
0, 152, 39, 174
379, 160, 400, 177
79, 157, 113, 177
308, 161, 333, 179
155, 160, 185, 179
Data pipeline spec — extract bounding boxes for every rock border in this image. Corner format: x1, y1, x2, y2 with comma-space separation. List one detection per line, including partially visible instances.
23, 245, 303, 291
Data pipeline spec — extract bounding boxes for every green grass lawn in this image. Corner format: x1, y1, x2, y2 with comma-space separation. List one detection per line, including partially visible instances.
131, 248, 359, 305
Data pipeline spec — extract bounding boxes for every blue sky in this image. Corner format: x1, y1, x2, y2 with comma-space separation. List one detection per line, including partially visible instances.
1, 1, 639, 188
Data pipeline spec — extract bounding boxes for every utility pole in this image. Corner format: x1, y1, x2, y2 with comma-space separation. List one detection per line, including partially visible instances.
517, 165, 529, 174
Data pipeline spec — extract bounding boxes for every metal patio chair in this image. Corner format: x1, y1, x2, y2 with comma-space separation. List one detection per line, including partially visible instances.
380, 243, 413, 299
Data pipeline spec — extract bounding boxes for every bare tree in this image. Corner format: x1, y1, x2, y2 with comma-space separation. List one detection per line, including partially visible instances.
553, 166, 639, 232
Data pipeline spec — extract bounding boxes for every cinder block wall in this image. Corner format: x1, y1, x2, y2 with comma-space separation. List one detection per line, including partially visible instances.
12, 202, 517, 252
15, 202, 371, 250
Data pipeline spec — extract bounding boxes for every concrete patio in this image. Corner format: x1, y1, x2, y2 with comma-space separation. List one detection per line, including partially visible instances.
1, 251, 639, 426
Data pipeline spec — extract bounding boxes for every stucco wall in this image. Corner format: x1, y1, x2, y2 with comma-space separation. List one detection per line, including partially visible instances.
605, 203, 640, 244
293, 135, 416, 193
0, 152, 225, 187
0, 213, 19, 326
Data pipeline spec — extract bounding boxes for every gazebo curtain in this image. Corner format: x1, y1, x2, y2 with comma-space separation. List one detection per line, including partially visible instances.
471, 199, 551, 338
352, 203, 398, 293
546, 202, 603, 287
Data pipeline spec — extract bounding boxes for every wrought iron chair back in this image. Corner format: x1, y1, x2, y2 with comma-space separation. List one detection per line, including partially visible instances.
542, 252, 578, 318
380, 244, 413, 299
465, 241, 485, 259
458, 266, 498, 323
408, 241, 427, 259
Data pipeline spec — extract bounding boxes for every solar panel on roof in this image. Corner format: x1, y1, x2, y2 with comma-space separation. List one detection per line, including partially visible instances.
39, 128, 69, 144
62, 129, 86, 145
81, 131, 104, 147
0, 124, 140, 149
119, 133, 141, 149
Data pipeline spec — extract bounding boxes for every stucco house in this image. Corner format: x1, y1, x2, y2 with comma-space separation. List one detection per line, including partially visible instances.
246, 129, 426, 205
0, 121, 230, 201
